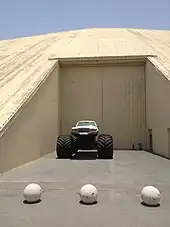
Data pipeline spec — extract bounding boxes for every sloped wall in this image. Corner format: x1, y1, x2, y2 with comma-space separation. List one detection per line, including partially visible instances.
0, 62, 61, 173
146, 60, 170, 158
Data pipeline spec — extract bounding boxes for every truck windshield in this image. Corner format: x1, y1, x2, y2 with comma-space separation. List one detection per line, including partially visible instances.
77, 121, 96, 126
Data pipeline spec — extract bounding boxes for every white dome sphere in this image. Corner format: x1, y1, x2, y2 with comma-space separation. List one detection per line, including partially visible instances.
23, 183, 42, 203
140, 186, 161, 206
79, 184, 98, 204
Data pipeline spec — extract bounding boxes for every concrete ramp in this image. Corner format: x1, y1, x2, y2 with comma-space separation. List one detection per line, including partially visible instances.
0, 151, 170, 226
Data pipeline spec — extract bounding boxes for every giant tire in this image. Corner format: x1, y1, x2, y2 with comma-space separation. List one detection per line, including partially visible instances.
56, 135, 74, 158
97, 134, 113, 159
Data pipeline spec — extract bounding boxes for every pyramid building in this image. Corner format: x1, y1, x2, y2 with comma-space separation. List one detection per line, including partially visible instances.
0, 28, 170, 172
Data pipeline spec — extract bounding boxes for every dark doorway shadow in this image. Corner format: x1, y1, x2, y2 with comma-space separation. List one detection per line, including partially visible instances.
98, 156, 113, 160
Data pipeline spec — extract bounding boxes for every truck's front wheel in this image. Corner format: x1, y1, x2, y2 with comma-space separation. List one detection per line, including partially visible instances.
97, 134, 113, 159
56, 135, 74, 158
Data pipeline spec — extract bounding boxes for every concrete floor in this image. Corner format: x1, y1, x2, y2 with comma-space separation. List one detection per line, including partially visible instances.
0, 150, 170, 226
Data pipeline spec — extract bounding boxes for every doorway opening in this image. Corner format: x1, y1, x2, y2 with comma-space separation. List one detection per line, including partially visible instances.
148, 129, 153, 152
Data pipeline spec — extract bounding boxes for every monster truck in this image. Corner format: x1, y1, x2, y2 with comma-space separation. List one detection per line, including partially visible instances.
56, 120, 113, 159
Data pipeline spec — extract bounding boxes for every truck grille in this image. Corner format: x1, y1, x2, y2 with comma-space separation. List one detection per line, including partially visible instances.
78, 128, 90, 132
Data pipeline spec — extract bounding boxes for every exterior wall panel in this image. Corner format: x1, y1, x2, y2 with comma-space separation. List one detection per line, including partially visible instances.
146, 60, 170, 158
61, 66, 103, 134
0, 63, 61, 173
102, 66, 146, 149
61, 65, 146, 149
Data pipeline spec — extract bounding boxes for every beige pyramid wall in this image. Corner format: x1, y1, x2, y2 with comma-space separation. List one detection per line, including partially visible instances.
0, 63, 61, 173
146, 60, 170, 158
0, 28, 170, 172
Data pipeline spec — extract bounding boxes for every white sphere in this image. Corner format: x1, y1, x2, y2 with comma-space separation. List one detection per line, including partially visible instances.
140, 186, 161, 206
23, 183, 42, 203
79, 184, 98, 204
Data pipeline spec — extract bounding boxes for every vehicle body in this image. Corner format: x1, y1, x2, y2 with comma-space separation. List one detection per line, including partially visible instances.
71, 120, 99, 150
71, 120, 99, 136
56, 120, 113, 159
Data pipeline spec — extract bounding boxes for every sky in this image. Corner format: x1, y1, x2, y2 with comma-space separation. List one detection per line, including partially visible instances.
0, 0, 170, 40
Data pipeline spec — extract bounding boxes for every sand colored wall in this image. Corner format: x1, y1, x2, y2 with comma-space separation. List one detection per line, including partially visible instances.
146, 60, 170, 158
0, 63, 61, 173
1, 56, 170, 174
